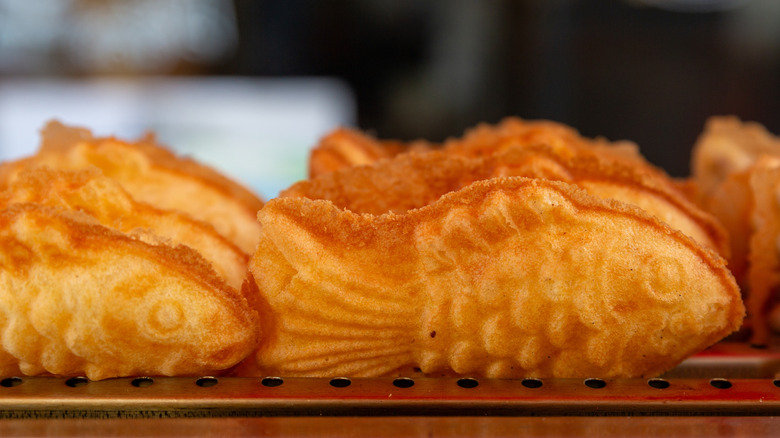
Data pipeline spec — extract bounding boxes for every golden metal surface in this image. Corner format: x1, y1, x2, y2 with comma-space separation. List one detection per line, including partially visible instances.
0, 342, 777, 420
0, 375, 778, 418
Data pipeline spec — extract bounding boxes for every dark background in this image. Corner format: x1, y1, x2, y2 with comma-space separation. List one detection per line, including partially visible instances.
2, 0, 778, 177
222, 0, 780, 176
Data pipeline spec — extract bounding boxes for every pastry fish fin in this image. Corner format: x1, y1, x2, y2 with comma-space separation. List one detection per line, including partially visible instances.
244, 199, 422, 377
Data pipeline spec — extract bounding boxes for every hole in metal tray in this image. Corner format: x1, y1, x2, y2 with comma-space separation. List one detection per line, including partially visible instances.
261, 377, 284, 387
65, 377, 89, 388
584, 378, 606, 389
0, 377, 22, 388
392, 378, 414, 388
329, 377, 351, 388
131, 377, 154, 388
195, 377, 218, 388
710, 378, 733, 389
647, 378, 670, 389
521, 378, 543, 389
456, 378, 479, 388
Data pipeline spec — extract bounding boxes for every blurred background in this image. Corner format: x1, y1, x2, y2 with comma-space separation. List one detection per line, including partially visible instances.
0, 0, 778, 198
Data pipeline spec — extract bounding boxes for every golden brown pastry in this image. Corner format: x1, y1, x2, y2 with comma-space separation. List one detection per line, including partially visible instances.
691, 115, 780, 201
239, 165, 743, 379
299, 145, 728, 256
688, 116, 780, 344
0, 203, 258, 380
0, 121, 264, 254
689, 117, 780, 276
308, 127, 429, 178
697, 170, 753, 284
0, 167, 248, 290
745, 156, 780, 346
308, 118, 646, 177
307, 118, 726, 257
441, 117, 646, 167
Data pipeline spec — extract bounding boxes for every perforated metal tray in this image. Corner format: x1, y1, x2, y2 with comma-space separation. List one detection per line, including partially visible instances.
0, 341, 778, 419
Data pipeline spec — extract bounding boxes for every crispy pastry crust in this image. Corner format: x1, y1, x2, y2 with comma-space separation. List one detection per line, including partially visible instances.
0, 121, 263, 254
241, 175, 743, 379
689, 116, 780, 344
305, 118, 728, 256
297, 145, 728, 255
0, 167, 248, 289
0, 203, 258, 380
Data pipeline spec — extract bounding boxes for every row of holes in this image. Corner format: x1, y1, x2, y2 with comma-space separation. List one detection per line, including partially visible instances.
2, 376, 780, 390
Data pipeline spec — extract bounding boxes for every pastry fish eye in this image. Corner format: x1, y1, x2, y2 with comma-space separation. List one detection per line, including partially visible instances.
143, 298, 187, 338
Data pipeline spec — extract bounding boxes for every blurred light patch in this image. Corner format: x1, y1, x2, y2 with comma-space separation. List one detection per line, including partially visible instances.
0, 0, 237, 74
0, 77, 356, 199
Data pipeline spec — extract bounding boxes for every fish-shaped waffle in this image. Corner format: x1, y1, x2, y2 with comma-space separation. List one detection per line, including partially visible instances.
440, 117, 646, 166
295, 147, 728, 255
691, 115, 780, 201
688, 116, 780, 344
308, 127, 430, 178
0, 167, 248, 289
745, 156, 780, 345
0, 203, 257, 380
238, 173, 743, 379
0, 121, 263, 254
697, 170, 753, 285
689, 116, 780, 275
308, 117, 645, 177
306, 118, 727, 256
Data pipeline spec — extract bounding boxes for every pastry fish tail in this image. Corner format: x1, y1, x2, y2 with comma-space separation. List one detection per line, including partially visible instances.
243, 198, 422, 377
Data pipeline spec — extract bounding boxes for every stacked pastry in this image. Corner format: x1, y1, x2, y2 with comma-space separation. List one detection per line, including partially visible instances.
688, 116, 780, 346
0, 122, 263, 380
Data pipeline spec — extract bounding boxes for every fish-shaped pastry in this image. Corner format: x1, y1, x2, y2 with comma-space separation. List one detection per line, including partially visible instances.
744, 156, 780, 346
0, 121, 264, 254
300, 147, 728, 256
307, 119, 727, 257
688, 117, 780, 345
238, 174, 743, 379
307, 117, 645, 178
0, 167, 248, 290
691, 115, 780, 201
0, 203, 258, 380
308, 127, 432, 178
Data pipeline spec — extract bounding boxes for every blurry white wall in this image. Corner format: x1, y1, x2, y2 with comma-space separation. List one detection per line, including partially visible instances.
0, 0, 356, 198
0, 77, 356, 199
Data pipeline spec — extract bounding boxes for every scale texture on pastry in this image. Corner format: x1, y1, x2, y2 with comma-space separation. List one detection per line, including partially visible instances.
0, 167, 248, 290
295, 147, 728, 256
308, 117, 645, 177
440, 117, 646, 167
0, 121, 263, 254
0, 203, 258, 380
306, 118, 727, 256
241, 176, 743, 379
